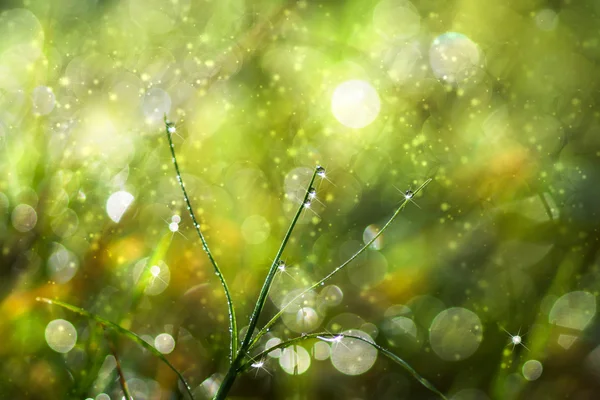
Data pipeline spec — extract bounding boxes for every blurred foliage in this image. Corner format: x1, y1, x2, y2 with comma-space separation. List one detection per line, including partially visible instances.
1, 0, 600, 399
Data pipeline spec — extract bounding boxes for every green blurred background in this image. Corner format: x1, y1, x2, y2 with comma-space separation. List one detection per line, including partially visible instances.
1, 0, 599, 399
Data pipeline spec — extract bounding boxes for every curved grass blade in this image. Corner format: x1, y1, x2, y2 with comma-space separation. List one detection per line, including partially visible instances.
241, 332, 447, 400
163, 116, 238, 362
249, 178, 432, 348
37, 297, 195, 400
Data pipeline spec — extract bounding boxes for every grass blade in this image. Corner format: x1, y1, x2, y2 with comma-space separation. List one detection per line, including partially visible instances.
238, 166, 318, 350
212, 166, 319, 400
104, 328, 133, 400
37, 297, 195, 400
241, 332, 447, 400
163, 116, 238, 363
249, 178, 432, 348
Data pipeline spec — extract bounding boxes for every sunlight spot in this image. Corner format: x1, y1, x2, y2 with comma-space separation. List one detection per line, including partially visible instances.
331, 80, 381, 129
150, 265, 160, 277
106, 191, 134, 223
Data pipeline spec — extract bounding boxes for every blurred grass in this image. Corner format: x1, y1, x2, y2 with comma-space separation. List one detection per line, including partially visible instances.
1, 0, 600, 399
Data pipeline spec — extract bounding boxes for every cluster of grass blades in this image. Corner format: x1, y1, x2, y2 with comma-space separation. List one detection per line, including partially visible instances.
37, 117, 446, 400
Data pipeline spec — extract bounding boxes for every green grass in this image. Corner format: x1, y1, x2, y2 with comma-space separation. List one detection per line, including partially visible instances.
37, 117, 441, 400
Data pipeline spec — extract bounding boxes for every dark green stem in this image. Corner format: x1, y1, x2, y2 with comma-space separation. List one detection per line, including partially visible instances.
213, 167, 318, 400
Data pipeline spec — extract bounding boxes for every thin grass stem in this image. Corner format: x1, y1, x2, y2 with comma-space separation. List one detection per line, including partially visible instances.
163, 116, 238, 362
241, 332, 447, 400
249, 178, 432, 348
104, 328, 133, 400
212, 167, 319, 399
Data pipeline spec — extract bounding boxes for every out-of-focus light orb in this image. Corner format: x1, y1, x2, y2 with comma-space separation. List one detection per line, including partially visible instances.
313, 341, 330, 360
319, 285, 344, 308
331, 80, 381, 129
387, 42, 422, 84
127, 378, 149, 399
154, 333, 175, 354
294, 307, 319, 331
522, 360, 543, 381
279, 345, 311, 375
241, 215, 271, 244
363, 224, 383, 250
95, 394, 110, 400
133, 258, 171, 295
373, 0, 421, 40
171, 214, 181, 223
106, 191, 134, 223
429, 32, 481, 85
385, 316, 418, 339
429, 307, 483, 361
48, 244, 79, 284
265, 337, 282, 358
198, 373, 222, 399
32, 86, 56, 115
549, 291, 596, 331
11, 203, 37, 232
282, 305, 321, 333
284, 166, 314, 201
347, 251, 388, 289
45, 319, 77, 353
142, 87, 171, 124
535, 9, 558, 31
331, 330, 377, 375
168, 222, 179, 232
51, 208, 79, 238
